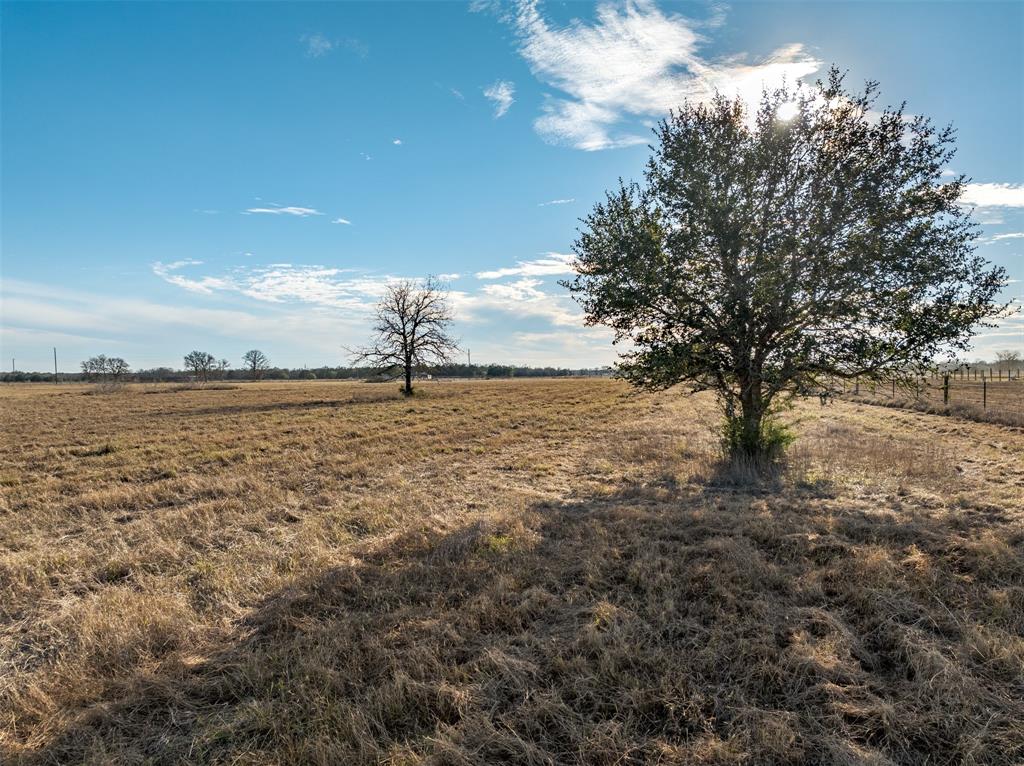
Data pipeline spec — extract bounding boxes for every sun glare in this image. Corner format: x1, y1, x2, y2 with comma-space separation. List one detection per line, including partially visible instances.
776, 100, 800, 120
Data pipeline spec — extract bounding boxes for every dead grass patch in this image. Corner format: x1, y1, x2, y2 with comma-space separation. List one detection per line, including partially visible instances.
1, 380, 1021, 764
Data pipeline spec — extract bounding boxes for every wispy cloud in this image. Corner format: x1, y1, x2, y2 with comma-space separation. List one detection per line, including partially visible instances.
475, 252, 575, 279
302, 33, 334, 58
961, 183, 1024, 208
484, 79, 516, 118
452, 278, 583, 326
538, 198, 575, 206
151, 260, 233, 294
332, 217, 353, 225
148, 257, 586, 330
511, 0, 820, 150
152, 262, 389, 311
392, 138, 402, 145
0, 278, 368, 369
992, 232, 1024, 241
243, 205, 323, 217
301, 33, 368, 59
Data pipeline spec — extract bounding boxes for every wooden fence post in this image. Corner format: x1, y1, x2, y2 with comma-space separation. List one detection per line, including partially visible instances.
943, 374, 950, 406
983, 376, 987, 410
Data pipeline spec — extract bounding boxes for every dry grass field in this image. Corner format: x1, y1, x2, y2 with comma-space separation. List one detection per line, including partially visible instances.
1, 379, 1022, 765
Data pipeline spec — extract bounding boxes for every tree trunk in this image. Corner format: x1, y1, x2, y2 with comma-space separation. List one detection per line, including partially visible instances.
728, 376, 767, 458
404, 361, 413, 396
738, 395, 765, 457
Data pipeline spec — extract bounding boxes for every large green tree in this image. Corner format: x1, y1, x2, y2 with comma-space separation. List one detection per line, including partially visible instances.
566, 70, 1007, 458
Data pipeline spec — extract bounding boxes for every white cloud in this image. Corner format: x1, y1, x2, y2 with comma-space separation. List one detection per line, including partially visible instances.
302, 33, 334, 58
512, 327, 615, 355
147, 258, 585, 333
512, 0, 820, 150
0, 278, 367, 370
484, 80, 516, 118
475, 252, 576, 279
163, 259, 203, 269
243, 205, 323, 217
451, 278, 583, 327
961, 183, 1024, 208
151, 262, 389, 311
392, 138, 402, 145
992, 232, 1024, 241
438, 273, 461, 281
332, 217, 353, 225
539, 198, 575, 206
152, 261, 233, 294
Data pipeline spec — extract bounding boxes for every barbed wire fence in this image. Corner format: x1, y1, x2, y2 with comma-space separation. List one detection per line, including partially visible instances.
836, 367, 1024, 426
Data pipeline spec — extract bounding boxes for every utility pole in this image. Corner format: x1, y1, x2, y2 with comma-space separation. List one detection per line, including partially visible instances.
54, 347, 58, 383
467, 348, 471, 367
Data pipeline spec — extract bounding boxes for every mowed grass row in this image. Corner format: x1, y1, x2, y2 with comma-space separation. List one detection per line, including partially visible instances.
1, 379, 1022, 764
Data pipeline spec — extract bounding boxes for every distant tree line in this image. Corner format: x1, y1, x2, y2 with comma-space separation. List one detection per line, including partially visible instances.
13, 356, 1022, 385
0, 359, 613, 383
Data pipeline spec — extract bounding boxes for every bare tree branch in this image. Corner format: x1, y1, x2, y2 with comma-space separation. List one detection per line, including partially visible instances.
350, 277, 460, 395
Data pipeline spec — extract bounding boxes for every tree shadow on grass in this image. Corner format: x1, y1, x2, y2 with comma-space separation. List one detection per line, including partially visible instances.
18, 467, 1024, 765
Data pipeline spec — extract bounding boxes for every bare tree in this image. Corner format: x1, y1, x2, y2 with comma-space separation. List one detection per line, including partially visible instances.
107, 357, 130, 382
80, 355, 108, 381
242, 349, 271, 379
351, 277, 459, 395
80, 355, 129, 383
995, 350, 1021, 365
184, 350, 216, 383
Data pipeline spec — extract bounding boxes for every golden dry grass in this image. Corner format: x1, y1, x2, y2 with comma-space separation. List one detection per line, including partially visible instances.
1, 379, 1022, 764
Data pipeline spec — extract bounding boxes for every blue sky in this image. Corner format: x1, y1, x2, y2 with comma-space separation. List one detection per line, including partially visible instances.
2, 0, 1022, 371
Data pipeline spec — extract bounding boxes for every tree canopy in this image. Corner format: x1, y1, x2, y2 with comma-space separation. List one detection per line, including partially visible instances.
565, 69, 1007, 457
242, 350, 271, 379
183, 350, 216, 383
80, 355, 129, 382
